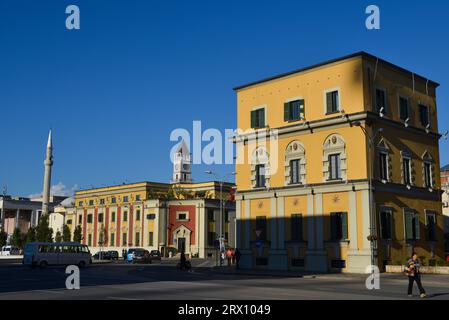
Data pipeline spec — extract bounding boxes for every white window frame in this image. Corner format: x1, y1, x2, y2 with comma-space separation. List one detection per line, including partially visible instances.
176, 211, 189, 221
251, 105, 267, 129
323, 87, 341, 114
379, 150, 389, 182
402, 156, 412, 186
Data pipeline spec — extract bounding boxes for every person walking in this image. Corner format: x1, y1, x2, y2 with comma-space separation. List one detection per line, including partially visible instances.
234, 248, 241, 269
180, 250, 187, 270
405, 253, 427, 298
122, 248, 127, 261
226, 248, 232, 266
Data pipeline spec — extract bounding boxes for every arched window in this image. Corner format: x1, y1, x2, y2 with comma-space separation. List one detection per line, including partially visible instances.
376, 139, 392, 183
422, 151, 435, 189
284, 140, 306, 185
323, 134, 347, 181
251, 146, 270, 188
400, 147, 414, 186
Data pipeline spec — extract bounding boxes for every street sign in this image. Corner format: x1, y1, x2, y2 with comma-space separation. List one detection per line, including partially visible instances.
255, 240, 263, 248
255, 230, 262, 238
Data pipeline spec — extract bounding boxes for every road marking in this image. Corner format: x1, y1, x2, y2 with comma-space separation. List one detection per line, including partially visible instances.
32, 289, 65, 294
107, 296, 139, 300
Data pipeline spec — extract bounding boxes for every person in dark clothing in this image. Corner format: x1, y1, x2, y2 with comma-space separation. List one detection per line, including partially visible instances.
405, 253, 427, 298
234, 248, 241, 269
122, 249, 127, 261
180, 250, 187, 270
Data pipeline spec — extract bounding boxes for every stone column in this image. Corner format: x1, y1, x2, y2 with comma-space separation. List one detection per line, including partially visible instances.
268, 195, 288, 270
305, 192, 327, 272
239, 199, 252, 269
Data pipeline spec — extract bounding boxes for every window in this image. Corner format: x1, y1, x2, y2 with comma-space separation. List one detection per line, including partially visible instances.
111, 211, 116, 222
99, 199, 105, 205
78, 201, 83, 207
404, 210, 420, 241
331, 260, 346, 268
136, 210, 141, 221
148, 232, 154, 246
88, 234, 92, 246
224, 210, 230, 222
208, 232, 216, 246
66, 219, 72, 225
424, 162, 432, 188
379, 152, 388, 181
291, 214, 303, 241
425, 212, 436, 241
111, 197, 116, 204
136, 195, 141, 201
78, 215, 82, 224
88, 200, 94, 206
326, 90, 339, 113
123, 196, 129, 202
255, 216, 267, 241
375, 88, 387, 113
147, 214, 155, 220
207, 209, 215, 221
328, 154, 341, 180
255, 164, 266, 188
250, 108, 265, 129
110, 233, 115, 246
122, 233, 127, 246
284, 99, 305, 121
135, 233, 140, 246
177, 212, 188, 221
290, 159, 301, 184
399, 96, 409, 120
87, 214, 93, 224
330, 212, 348, 241
380, 208, 393, 240
98, 213, 103, 223
419, 104, 429, 127
123, 211, 128, 222
403, 157, 411, 185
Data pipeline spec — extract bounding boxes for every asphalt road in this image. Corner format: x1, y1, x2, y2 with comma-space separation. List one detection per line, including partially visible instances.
0, 260, 448, 300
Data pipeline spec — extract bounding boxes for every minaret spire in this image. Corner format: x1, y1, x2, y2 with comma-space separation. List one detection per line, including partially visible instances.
42, 130, 53, 216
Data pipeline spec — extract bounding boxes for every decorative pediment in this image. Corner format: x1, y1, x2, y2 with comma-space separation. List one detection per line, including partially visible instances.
422, 151, 433, 162
251, 146, 270, 164
323, 134, 345, 151
377, 138, 390, 152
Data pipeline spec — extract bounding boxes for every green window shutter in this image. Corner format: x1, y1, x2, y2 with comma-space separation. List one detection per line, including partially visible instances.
250, 110, 256, 128
284, 103, 290, 121
341, 212, 348, 240
326, 92, 333, 113
405, 211, 413, 240
379, 211, 385, 239
414, 214, 420, 240
259, 109, 265, 127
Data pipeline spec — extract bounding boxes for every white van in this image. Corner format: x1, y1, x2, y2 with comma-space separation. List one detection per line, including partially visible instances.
23, 242, 92, 268
1, 246, 20, 256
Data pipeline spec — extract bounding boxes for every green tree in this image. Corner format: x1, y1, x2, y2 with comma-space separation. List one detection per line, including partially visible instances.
0, 229, 7, 247
73, 225, 82, 243
62, 225, 71, 242
11, 228, 24, 249
55, 231, 62, 243
36, 215, 53, 242
24, 227, 36, 245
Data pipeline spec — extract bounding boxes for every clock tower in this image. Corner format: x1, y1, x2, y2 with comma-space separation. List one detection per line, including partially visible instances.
172, 140, 192, 183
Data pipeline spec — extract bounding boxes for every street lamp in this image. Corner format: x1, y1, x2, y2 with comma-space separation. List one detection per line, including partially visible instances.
351, 121, 384, 275
205, 170, 236, 258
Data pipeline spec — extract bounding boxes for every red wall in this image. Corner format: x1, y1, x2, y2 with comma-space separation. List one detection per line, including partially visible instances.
168, 205, 196, 246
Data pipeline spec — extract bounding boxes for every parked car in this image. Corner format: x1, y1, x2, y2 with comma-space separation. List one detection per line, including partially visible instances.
93, 251, 111, 260
1, 246, 20, 256
108, 250, 119, 260
126, 248, 151, 264
149, 250, 162, 262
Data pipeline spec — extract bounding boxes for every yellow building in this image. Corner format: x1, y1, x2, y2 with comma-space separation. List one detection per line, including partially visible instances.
234, 52, 444, 273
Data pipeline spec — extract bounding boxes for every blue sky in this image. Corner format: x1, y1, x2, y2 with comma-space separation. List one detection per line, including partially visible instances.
1, 0, 448, 196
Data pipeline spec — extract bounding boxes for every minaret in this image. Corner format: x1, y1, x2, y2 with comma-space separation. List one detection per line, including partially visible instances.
42, 130, 53, 216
